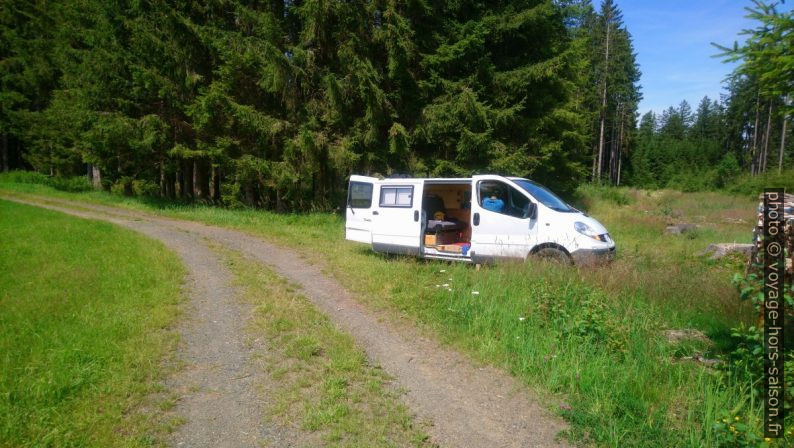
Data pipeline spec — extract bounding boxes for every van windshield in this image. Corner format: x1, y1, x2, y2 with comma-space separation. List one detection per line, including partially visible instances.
513, 179, 576, 213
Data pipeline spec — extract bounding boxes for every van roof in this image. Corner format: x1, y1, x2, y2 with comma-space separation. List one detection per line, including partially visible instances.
349, 174, 527, 184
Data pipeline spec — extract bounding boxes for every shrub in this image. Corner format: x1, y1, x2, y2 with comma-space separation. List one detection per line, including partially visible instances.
575, 183, 634, 209
220, 181, 246, 209
1, 171, 52, 185
48, 176, 94, 192
132, 179, 160, 196
716, 154, 741, 188
723, 170, 794, 197
0, 170, 94, 192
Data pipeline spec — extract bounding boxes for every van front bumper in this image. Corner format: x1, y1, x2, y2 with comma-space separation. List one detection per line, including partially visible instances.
570, 246, 616, 265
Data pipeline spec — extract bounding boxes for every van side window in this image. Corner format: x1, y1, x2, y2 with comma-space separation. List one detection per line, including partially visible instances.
478, 180, 530, 218
380, 186, 413, 207
348, 182, 373, 208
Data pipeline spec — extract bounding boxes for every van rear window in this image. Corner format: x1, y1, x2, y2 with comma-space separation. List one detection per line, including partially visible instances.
348, 182, 373, 208
380, 186, 413, 207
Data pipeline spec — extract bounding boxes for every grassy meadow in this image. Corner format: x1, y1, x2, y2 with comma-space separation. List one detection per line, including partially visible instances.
1, 174, 790, 446
0, 199, 184, 447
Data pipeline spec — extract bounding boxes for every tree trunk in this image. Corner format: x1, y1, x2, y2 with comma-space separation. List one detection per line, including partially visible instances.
617, 114, 625, 186
165, 171, 175, 199
596, 20, 611, 181
779, 113, 788, 174
608, 110, 616, 184
761, 101, 773, 173
91, 165, 102, 189
319, 153, 328, 204
212, 166, 221, 202
200, 162, 210, 200
1, 131, 8, 172
193, 159, 209, 200
751, 93, 760, 175
596, 108, 606, 180
160, 164, 166, 197
244, 181, 256, 207
193, 160, 199, 198
183, 160, 194, 200
176, 169, 184, 199
1, 98, 8, 172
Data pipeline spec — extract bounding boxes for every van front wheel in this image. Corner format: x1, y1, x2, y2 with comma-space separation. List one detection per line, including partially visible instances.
532, 247, 573, 265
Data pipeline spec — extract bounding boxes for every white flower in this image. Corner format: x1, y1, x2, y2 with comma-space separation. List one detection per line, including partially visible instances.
440, 269, 446, 273
518, 317, 526, 321
471, 291, 480, 295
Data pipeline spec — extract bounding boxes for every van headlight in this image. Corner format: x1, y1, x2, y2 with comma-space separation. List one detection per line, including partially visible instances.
574, 221, 608, 242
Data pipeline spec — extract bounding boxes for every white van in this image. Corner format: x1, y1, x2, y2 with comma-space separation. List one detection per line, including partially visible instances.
345, 174, 615, 265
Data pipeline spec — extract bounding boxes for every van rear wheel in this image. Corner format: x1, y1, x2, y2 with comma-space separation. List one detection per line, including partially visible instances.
533, 247, 573, 265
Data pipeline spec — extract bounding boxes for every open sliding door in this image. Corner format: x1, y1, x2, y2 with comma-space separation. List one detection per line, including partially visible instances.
371, 180, 425, 255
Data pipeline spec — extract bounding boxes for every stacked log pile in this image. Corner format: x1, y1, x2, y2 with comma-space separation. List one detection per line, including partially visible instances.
750, 193, 794, 282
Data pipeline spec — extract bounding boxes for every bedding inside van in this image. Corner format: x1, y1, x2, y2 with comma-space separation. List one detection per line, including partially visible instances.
422, 183, 472, 251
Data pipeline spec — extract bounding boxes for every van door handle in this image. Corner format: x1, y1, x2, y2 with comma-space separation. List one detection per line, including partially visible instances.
413, 210, 419, 222
372, 211, 379, 215
473, 212, 480, 226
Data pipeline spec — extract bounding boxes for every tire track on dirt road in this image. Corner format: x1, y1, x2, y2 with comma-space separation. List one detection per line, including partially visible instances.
4, 194, 570, 448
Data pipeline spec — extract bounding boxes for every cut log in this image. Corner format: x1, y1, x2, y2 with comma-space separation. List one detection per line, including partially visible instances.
664, 329, 711, 345
698, 243, 754, 260
665, 223, 697, 235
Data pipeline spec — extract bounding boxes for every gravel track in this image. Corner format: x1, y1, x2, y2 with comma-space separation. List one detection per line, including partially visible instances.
3, 194, 570, 448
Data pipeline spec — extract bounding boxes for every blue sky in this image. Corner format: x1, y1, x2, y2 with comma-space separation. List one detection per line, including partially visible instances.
618, 0, 760, 117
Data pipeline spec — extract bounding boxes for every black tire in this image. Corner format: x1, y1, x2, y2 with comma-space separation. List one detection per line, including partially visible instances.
533, 247, 573, 265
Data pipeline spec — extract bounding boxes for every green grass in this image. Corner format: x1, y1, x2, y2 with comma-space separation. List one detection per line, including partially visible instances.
0, 199, 185, 447
1, 174, 791, 446
219, 247, 432, 447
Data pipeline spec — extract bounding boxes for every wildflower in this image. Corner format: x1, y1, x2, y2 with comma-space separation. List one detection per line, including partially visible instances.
734, 416, 740, 421
519, 316, 526, 321
440, 269, 446, 273
472, 291, 480, 295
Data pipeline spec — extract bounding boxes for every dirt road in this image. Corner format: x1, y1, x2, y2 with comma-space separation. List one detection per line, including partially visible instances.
3, 194, 569, 448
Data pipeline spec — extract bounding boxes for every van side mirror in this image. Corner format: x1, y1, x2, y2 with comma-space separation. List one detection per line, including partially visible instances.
527, 202, 537, 220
